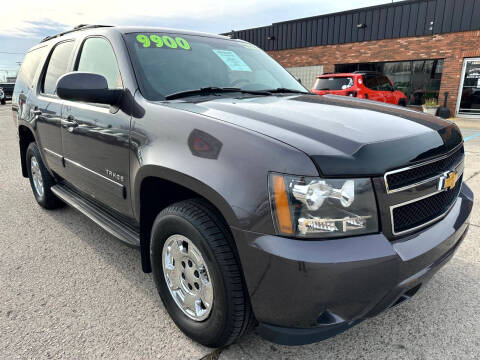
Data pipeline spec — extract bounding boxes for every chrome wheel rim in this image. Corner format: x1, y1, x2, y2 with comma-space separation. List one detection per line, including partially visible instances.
30, 156, 44, 197
162, 234, 214, 321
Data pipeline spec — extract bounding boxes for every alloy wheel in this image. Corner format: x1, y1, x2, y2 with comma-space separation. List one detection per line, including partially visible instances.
162, 234, 214, 321
30, 156, 44, 197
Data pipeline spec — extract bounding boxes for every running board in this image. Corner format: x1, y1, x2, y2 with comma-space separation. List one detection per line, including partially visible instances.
51, 184, 140, 247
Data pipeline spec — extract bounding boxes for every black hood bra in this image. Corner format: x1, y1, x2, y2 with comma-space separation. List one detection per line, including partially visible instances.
167, 94, 462, 176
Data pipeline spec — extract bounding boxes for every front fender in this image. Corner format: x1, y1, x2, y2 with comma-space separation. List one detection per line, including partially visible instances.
129, 95, 319, 234
133, 165, 238, 227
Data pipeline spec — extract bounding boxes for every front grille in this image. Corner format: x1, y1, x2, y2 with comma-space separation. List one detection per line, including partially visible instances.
392, 177, 462, 234
386, 147, 464, 191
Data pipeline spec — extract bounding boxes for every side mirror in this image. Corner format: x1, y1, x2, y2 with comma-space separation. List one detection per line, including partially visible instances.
56, 72, 123, 105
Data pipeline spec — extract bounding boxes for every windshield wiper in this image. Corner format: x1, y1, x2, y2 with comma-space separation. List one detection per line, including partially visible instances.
164, 87, 271, 100
261, 88, 311, 94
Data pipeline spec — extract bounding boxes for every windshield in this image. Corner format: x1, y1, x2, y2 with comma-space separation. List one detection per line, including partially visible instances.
313, 77, 354, 91
125, 32, 307, 100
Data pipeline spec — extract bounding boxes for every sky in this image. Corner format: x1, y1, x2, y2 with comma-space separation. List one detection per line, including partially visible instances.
0, 0, 398, 75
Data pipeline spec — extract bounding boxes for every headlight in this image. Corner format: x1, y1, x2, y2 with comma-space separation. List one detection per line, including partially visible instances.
269, 174, 379, 238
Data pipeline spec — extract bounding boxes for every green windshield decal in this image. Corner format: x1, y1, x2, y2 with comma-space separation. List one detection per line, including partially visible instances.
135, 34, 191, 50
212, 49, 251, 72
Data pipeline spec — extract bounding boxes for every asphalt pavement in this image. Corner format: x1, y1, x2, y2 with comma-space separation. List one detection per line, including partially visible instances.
1, 103, 479, 359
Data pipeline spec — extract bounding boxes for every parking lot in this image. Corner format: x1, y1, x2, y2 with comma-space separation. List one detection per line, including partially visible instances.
1, 103, 479, 359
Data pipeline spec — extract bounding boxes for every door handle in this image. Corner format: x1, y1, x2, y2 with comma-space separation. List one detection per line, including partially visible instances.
61, 117, 78, 130
30, 109, 42, 117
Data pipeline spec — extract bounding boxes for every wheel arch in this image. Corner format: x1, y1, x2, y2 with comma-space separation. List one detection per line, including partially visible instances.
134, 165, 239, 273
18, 124, 37, 177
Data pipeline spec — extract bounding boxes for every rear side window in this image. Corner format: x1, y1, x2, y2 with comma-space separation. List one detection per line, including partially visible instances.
375, 75, 394, 91
313, 77, 353, 90
364, 75, 393, 91
364, 75, 379, 90
17, 46, 48, 88
76, 37, 123, 89
42, 41, 75, 95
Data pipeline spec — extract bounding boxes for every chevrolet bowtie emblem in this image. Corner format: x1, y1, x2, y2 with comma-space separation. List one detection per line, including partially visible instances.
438, 171, 458, 191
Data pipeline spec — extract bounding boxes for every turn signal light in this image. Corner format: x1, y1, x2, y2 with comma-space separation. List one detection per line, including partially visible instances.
271, 175, 294, 235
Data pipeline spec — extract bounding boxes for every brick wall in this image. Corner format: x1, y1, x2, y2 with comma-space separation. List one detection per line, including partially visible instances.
267, 30, 480, 115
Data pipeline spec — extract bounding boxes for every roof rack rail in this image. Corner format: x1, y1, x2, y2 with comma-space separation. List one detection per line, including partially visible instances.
41, 24, 113, 43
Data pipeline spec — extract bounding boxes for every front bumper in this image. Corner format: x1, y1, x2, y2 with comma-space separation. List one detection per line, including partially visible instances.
232, 184, 473, 345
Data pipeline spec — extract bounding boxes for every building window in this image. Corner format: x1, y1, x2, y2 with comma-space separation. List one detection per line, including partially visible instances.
285, 65, 324, 89
335, 59, 444, 105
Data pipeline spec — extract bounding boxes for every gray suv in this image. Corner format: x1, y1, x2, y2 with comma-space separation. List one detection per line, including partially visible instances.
12, 25, 473, 347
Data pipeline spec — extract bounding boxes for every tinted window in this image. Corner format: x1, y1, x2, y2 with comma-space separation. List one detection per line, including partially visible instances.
77, 37, 123, 89
42, 41, 74, 95
313, 77, 353, 90
17, 46, 48, 89
375, 75, 393, 91
364, 75, 379, 90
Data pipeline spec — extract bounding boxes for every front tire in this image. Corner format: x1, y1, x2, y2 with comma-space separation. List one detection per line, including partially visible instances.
150, 199, 254, 347
26, 142, 63, 209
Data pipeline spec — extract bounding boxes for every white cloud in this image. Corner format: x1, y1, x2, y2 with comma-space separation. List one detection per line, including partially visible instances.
1, 0, 392, 37
0, 0, 302, 36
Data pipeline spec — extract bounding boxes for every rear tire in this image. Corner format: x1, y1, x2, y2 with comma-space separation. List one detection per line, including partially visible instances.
398, 99, 407, 107
1, 99, 5, 105
150, 199, 255, 347
26, 142, 63, 209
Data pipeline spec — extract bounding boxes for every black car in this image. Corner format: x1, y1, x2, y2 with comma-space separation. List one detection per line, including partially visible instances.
0, 82, 15, 101
0, 87, 5, 105
11, 25, 473, 347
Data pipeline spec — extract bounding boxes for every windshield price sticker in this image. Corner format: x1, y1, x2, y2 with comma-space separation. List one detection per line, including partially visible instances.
136, 34, 191, 50
212, 49, 251, 72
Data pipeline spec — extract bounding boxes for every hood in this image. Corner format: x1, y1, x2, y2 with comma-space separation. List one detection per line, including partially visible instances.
165, 94, 463, 176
